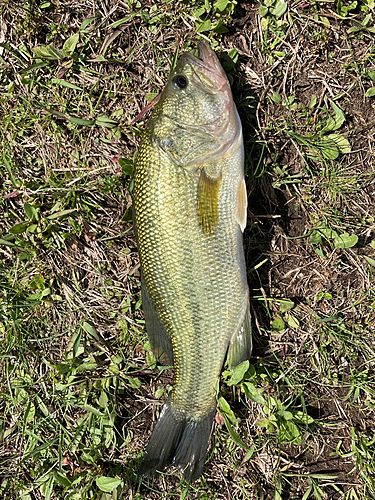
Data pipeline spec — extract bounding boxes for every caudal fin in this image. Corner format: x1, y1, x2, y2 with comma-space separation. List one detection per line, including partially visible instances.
140, 397, 215, 482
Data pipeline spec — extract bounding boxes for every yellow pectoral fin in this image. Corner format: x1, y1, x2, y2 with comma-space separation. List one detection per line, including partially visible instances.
236, 177, 248, 232
197, 168, 222, 236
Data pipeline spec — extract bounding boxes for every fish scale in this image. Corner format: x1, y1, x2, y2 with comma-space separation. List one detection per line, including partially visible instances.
134, 40, 252, 481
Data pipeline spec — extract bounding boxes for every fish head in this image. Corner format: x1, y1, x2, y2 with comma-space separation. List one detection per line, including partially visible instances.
152, 41, 242, 169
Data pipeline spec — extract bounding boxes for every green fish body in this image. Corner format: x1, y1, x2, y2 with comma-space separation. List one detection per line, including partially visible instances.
134, 41, 252, 481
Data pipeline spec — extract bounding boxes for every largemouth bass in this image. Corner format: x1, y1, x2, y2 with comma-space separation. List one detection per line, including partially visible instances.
134, 40, 252, 481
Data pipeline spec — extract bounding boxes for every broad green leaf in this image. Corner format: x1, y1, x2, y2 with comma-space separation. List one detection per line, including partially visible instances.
24, 203, 38, 221
325, 133, 351, 154
365, 87, 375, 97
82, 321, 99, 338
271, 92, 282, 104
293, 410, 314, 425
108, 363, 119, 374
318, 226, 338, 239
98, 30, 122, 57
47, 45, 66, 60
72, 327, 82, 357
278, 409, 293, 420
47, 208, 76, 219
270, 316, 285, 332
244, 447, 256, 461
279, 299, 294, 312
95, 114, 118, 124
256, 416, 276, 432
275, 477, 282, 500
214, 0, 229, 11
320, 16, 330, 26
243, 382, 266, 404
330, 100, 345, 123
320, 101, 345, 133
63, 33, 79, 56
27, 224, 38, 233
98, 391, 108, 408
95, 477, 122, 493
24, 401, 35, 424
333, 232, 358, 249
20, 250, 35, 261
368, 71, 375, 81
36, 396, 50, 417
9, 222, 29, 234
226, 360, 249, 386
79, 404, 103, 415
196, 19, 212, 32
39, 475, 54, 500
272, 1, 288, 17
121, 207, 133, 223
218, 396, 238, 425
119, 158, 133, 176
33, 44, 65, 60
192, 6, 206, 18
260, 17, 268, 30
53, 471, 71, 487
126, 376, 141, 389
362, 13, 371, 26
32, 45, 57, 60
228, 48, 238, 64
309, 230, 321, 245
319, 136, 339, 159
3, 155, 18, 187
155, 386, 164, 398
315, 247, 325, 259
108, 16, 133, 29
80, 17, 96, 31
278, 419, 302, 445
221, 413, 251, 451
146, 92, 159, 103
146, 350, 156, 368
69, 117, 95, 126
364, 255, 375, 268
285, 313, 300, 329
51, 78, 83, 91
75, 361, 98, 372
95, 114, 118, 128
309, 95, 317, 108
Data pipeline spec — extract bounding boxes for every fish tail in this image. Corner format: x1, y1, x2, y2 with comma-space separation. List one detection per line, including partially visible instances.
140, 397, 215, 482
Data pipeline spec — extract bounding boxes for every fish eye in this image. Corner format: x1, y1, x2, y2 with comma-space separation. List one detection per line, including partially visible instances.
172, 75, 188, 89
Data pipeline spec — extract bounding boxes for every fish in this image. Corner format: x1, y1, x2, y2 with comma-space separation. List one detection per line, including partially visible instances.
133, 40, 252, 482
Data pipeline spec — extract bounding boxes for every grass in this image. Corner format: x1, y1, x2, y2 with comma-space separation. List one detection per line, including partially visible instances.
1, 0, 375, 498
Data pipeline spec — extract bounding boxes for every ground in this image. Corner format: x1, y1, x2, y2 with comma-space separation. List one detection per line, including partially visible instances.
0, 0, 375, 499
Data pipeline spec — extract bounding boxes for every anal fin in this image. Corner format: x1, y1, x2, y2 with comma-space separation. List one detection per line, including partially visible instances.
227, 300, 252, 370
141, 276, 173, 366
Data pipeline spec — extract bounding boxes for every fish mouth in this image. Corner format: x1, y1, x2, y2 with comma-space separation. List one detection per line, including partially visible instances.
183, 40, 229, 93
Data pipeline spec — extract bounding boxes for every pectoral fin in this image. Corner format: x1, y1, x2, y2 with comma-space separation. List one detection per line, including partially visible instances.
227, 301, 252, 370
197, 168, 222, 236
236, 177, 247, 232
141, 276, 173, 366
